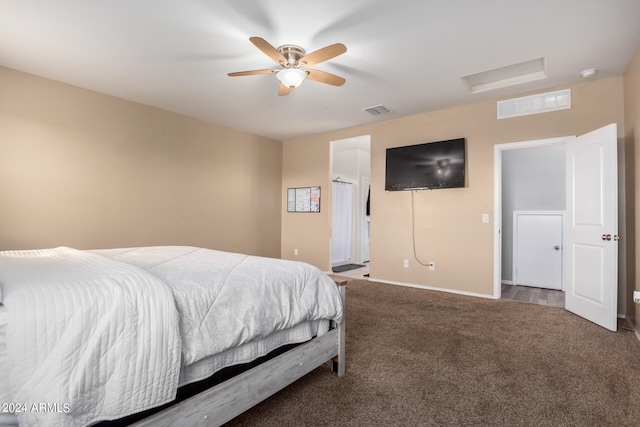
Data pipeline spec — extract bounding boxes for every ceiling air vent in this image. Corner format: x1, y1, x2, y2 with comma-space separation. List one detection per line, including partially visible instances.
497, 89, 571, 119
363, 104, 392, 115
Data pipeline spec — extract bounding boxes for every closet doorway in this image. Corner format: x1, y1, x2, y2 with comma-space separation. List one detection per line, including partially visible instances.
501, 144, 567, 290
330, 135, 371, 268
494, 124, 620, 331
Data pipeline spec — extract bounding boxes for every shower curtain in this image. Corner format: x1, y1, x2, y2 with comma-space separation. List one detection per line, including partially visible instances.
332, 181, 353, 264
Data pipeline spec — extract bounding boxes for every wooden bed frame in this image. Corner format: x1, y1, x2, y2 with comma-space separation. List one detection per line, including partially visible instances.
132, 280, 346, 427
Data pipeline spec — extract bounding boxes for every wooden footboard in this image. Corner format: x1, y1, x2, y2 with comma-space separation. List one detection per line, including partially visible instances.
133, 282, 346, 427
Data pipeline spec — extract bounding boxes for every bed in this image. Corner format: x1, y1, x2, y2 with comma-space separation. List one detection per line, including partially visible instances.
0, 246, 346, 427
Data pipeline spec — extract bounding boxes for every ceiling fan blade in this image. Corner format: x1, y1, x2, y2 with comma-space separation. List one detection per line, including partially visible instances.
227, 69, 278, 77
278, 84, 292, 96
249, 37, 286, 64
300, 43, 347, 66
306, 69, 346, 86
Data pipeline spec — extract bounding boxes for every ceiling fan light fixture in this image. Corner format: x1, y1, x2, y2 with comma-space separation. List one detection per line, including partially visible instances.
276, 68, 307, 88
228, 38, 347, 96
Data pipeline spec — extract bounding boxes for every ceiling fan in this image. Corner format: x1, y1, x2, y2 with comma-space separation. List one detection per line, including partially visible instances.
228, 37, 347, 96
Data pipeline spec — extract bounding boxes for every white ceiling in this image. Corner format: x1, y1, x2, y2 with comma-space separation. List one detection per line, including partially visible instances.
1, 0, 639, 141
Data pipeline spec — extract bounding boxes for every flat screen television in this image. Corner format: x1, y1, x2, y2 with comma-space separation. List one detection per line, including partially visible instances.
385, 138, 466, 191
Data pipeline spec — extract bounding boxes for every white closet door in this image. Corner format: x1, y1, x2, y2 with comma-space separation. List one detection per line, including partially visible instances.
513, 212, 563, 290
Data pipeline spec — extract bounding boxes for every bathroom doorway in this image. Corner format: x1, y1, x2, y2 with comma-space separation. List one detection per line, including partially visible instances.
330, 135, 371, 269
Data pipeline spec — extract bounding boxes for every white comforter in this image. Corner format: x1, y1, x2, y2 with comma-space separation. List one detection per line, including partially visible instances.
95, 246, 344, 367
0, 246, 344, 427
0, 247, 181, 427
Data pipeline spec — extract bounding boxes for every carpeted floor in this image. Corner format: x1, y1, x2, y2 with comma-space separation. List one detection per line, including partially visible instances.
226, 278, 640, 426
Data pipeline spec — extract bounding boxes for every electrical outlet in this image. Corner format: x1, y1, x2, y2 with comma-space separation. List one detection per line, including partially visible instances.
428, 262, 435, 271
294, 248, 298, 256
403, 259, 409, 268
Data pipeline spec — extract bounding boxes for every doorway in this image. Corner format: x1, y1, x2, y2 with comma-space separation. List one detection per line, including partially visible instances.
500, 144, 567, 288
330, 135, 371, 269
495, 137, 569, 294
499, 141, 567, 307
494, 125, 619, 331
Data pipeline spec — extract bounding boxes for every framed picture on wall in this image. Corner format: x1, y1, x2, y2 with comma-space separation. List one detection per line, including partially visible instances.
287, 186, 321, 212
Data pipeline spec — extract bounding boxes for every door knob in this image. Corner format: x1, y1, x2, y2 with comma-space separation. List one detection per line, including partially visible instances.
601, 234, 612, 241
554, 246, 560, 250
614, 235, 620, 241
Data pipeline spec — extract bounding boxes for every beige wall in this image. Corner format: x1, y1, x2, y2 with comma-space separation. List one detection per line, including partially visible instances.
282, 77, 626, 301
3, 58, 634, 315
0, 67, 283, 257
625, 42, 640, 328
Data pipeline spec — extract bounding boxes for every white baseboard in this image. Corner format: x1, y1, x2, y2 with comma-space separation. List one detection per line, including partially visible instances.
368, 277, 497, 300
501, 280, 513, 285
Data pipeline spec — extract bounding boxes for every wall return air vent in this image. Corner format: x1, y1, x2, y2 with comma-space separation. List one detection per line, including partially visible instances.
497, 89, 571, 119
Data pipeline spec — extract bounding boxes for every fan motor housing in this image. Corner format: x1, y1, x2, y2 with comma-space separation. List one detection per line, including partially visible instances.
277, 45, 306, 67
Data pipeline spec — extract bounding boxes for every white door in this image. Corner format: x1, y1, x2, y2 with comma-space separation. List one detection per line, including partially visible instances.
565, 123, 618, 331
513, 212, 563, 290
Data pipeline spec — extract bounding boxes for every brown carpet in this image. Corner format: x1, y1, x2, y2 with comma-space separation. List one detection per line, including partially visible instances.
226, 278, 640, 426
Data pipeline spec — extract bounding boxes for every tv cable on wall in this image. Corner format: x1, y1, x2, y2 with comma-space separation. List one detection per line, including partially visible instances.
411, 190, 431, 267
